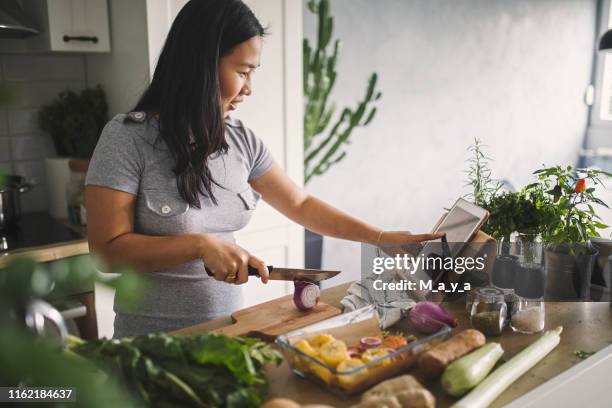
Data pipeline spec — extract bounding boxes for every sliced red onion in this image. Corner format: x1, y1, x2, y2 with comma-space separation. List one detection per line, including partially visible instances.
360, 336, 382, 349
293, 281, 320, 310
409, 301, 457, 333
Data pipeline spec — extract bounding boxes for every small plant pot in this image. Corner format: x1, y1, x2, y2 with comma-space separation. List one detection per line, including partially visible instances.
545, 245, 598, 300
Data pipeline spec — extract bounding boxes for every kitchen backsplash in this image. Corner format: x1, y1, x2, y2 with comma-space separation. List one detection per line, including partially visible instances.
0, 54, 88, 213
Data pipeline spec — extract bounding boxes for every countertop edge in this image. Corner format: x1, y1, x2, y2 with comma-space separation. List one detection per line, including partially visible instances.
0, 239, 89, 268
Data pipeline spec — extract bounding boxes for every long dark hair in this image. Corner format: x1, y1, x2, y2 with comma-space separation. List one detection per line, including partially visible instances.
134, 0, 265, 207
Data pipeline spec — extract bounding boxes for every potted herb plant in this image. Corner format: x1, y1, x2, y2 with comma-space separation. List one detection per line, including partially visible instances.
530, 165, 611, 300
464, 139, 555, 296
38, 86, 108, 219
482, 191, 553, 296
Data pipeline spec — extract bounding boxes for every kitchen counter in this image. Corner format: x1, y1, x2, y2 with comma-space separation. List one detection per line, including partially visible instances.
0, 212, 88, 268
175, 282, 612, 407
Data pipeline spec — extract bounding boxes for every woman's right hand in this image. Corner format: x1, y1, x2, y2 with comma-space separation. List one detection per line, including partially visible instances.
199, 234, 269, 284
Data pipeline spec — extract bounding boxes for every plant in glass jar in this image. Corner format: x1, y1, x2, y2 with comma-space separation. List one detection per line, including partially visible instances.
463, 139, 557, 257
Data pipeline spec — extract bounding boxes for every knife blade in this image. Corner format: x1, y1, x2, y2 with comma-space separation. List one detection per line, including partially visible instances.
204, 265, 340, 282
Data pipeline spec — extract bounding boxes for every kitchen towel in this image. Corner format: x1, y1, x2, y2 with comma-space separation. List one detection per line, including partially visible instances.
340, 255, 416, 329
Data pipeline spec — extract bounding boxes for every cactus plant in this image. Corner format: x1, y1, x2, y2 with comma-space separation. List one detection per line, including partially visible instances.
303, 0, 382, 184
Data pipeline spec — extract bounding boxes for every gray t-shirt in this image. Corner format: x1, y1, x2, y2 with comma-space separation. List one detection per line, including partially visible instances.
85, 112, 274, 337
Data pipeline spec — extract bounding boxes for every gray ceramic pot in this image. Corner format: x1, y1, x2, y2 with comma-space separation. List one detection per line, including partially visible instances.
545, 245, 598, 300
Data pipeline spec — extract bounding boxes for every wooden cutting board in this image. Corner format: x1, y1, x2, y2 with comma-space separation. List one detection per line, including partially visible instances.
211, 294, 342, 341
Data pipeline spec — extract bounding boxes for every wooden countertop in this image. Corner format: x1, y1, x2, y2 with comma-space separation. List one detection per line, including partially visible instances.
176, 282, 612, 407
0, 240, 88, 268
0, 220, 88, 268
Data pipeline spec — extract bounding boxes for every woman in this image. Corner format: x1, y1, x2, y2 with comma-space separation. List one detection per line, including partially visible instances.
86, 0, 442, 338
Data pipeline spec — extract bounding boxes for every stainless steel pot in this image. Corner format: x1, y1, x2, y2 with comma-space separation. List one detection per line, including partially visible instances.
0, 175, 33, 230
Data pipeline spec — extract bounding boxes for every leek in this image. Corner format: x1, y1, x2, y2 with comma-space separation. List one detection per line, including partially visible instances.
452, 326, 563, 408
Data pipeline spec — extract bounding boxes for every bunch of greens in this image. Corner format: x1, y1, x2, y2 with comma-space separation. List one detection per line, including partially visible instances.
528, 165, 611, 251
483, 189, 557, 242
69, 332, 282, 408
38, 85, 108, 158
0, 256, 146, 408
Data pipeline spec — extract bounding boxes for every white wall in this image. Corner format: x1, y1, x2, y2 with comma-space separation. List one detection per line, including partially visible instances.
303, 0, 598, 286
86, 0, 150, 115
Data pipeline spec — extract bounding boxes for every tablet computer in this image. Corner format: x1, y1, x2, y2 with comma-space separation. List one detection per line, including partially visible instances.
425, 197, 490, 257
407, 198, 489, 291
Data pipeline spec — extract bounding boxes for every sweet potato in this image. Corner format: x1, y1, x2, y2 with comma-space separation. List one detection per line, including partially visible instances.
418, 329, 485, 377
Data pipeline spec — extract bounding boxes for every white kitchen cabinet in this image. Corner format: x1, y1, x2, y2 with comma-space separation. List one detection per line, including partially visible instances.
26, 0, 111, 52
145, 0, 304, 308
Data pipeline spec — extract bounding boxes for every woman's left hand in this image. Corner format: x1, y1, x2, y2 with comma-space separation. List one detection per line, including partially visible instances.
376, 230, 445, 256
378, 230, 445, 245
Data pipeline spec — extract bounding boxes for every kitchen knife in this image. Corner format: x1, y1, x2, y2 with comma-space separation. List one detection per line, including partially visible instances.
204, 265, 340, 282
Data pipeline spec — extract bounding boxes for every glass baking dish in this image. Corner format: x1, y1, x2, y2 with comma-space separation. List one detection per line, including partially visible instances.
276, 305, 452, 398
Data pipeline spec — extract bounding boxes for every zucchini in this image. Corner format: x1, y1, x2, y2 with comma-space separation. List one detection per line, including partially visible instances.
452, 326, 563, 408
441, 342, 504, 397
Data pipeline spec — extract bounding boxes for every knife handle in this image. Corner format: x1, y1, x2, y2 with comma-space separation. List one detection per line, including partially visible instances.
204, 265, 274, 278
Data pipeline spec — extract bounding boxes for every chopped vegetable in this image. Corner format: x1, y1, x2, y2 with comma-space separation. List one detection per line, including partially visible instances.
441, 342, 504, 397
293, 339, 318, 371
381, 335, 409, 350
418, 329, 486, 377
309, 357, 335, 384
69, 332, 282, 408
294, 339, 317, 358
337, 358, 368, 389
574, 350, 596, 359
319, 339, 349, 367
309, 333, 335, 348
360, 336, 383, 349
293, 281, 321, 310
409, 301, 457, 333
348, 346, 362, 358
453, 326, 563, 408
361, 348, 390, 368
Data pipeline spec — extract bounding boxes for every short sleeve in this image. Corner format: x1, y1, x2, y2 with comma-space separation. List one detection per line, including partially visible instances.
241, 125, 274, 181
85, 115, 143, 195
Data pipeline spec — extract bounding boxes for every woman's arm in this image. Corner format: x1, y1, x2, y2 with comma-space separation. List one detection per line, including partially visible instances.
85, 186, 268, 283
250, 163, 443, 245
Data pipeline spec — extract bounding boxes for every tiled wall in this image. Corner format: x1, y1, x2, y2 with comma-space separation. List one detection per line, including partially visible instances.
0, 54, 87, 213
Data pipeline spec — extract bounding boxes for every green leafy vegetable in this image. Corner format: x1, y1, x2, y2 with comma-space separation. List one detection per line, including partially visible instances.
70, 332, 282, 408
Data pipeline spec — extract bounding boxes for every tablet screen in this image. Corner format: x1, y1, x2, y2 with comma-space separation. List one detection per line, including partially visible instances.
435, 206, 482, 255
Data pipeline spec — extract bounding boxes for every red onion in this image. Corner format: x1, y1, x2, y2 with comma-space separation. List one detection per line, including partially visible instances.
293, 281, 320, 310
409, 301, 457, 333
359, 337, 382, 349
360, 337, 382, 349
